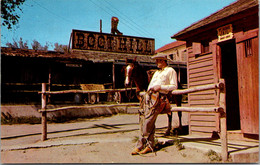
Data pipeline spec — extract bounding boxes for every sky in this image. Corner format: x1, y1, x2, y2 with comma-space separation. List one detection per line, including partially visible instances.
1, 0, 237, 50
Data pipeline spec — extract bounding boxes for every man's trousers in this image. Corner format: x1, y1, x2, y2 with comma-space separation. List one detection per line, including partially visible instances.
136, 92, 171, 150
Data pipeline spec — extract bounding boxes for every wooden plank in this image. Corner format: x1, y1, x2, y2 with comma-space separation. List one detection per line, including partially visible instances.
236, 34, 259, 134
189, 66, 213, 75
192, 42, 202, 54
189, 75, 214, 83
191, 126, 216, 133
189, 100, 215, 105
189, 94, 215, 100
190, 103, 215, 107
190, 121, 217, 127
39, 87, 137, 95
189, 59, 213, 70
38, 103, 140, 112
189, 90, 215, 95
189, 79, 214, 87
236, 30, 258, 43
190, 115, 217, 121
171, 106, 220, 113
189, 55, 213, 64
190, 131, 213, 137
190, 125, 217, 132
171, 82, 221, 95
189, 70, 214, 78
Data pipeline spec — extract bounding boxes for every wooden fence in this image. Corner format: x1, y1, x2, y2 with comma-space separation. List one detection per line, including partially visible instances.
38, 79, 227, 161
39, 85, 136, 139
170, 78, 227, 161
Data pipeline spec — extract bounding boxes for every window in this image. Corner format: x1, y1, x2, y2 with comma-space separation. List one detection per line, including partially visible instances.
181, 49, 187, 61
201, 40, 210, 53
192, 40, 210, 55
245, 39, 253, 57
169, 53, 176, 61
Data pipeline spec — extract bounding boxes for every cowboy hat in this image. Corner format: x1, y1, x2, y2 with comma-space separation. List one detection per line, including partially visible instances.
151, 53, 169, 60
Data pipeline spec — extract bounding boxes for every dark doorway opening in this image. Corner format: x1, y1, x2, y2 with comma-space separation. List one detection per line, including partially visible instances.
220, 40, 241, 130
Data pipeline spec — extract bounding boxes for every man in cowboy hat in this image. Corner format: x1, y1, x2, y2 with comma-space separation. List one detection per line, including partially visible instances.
131, 53, 178, 155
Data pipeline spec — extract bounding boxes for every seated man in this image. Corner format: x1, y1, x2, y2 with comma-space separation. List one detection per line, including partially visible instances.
131, 53, 178, 155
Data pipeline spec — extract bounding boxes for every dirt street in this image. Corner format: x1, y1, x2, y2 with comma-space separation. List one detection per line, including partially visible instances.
1, 114, 221, 163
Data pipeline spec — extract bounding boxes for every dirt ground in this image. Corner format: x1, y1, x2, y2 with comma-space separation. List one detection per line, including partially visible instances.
1, 114, 223, 163
1, 133, 216, 163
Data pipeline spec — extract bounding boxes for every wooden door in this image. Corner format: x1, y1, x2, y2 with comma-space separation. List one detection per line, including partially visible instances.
236, 29, 259, 134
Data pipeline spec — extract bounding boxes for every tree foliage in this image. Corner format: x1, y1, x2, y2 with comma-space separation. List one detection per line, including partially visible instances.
5, 38, 69, 52
31, 40, 49, 51
54, 43, 68, 52
1, 0, 26, 29
6, 37, 28, 49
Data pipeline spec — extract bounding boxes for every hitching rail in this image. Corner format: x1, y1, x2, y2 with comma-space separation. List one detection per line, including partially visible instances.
39, 79, 227, 161
39, 85, 137, 141
170, 79, 227, 162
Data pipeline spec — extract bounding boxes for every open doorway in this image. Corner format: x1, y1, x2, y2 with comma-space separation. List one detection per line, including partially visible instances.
220, 40, 241, 130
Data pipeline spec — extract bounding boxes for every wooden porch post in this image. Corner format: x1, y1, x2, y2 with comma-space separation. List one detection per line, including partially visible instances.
219, 79, 228, 161
112, 62, 115, 89
41, 83, 47, 141
48, 66, 51, 103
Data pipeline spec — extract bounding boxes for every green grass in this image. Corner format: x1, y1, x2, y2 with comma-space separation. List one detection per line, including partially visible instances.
206, 149, 222, 162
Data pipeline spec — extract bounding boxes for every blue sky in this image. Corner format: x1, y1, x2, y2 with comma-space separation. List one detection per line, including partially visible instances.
1, 0, 236, 50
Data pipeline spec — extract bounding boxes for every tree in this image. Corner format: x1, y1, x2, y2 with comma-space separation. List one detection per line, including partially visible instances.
6, 37, 28, 49
1, 0, 26, 29
54, 43, 68, 52
18, 37, 28, 49
31, 40, 49, 51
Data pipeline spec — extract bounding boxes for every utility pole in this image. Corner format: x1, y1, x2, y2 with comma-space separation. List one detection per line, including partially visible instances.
100, 19, 102, 33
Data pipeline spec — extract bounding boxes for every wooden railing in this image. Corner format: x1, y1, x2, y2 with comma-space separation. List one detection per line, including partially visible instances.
170, 79, 227, 161
39, 79, 227, 161
38, 85, 137, 139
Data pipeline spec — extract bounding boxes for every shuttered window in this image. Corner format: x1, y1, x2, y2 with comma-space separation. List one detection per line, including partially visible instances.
245, 39, 253, 57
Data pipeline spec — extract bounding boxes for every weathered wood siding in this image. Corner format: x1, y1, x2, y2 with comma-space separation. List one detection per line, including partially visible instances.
187, 47, 219, 136
236, 29, 259, 134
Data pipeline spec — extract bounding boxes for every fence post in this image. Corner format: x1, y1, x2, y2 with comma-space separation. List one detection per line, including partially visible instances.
219, 79, 228, 161
41, 83, 47, 141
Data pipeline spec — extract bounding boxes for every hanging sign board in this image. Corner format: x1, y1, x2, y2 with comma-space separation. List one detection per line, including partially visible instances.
217, 24, 233, 42
71, 29, 155, 55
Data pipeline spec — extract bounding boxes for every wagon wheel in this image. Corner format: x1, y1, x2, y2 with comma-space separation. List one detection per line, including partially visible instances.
114, 92, 122, 104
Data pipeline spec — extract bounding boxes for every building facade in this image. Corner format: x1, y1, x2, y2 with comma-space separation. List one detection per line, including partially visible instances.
172, 0, 258, 139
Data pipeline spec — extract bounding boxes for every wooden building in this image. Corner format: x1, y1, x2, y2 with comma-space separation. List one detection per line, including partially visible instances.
172, 0, 259, 139
2, 30, 189, 105
1, 46, 154, 104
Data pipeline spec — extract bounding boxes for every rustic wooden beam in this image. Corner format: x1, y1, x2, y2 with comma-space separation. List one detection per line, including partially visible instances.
38, 87, 137, 95
38, 103, 140, 113
171, 106, 223, 113
219, 79, 228, 162
112, 62, 115, 89
171, 82, 224, 95
41, 83, 47, 141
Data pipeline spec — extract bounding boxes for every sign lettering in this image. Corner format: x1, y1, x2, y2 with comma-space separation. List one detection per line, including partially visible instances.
217, 24, 233, 42
72, 29, 155, 55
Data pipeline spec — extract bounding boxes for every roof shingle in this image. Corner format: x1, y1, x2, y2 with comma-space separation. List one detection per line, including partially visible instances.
172, 0, 258, 39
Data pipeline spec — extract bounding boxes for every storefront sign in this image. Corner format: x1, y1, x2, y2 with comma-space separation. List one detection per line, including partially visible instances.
217, 24, 233, 42
71, 29, 155, 55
